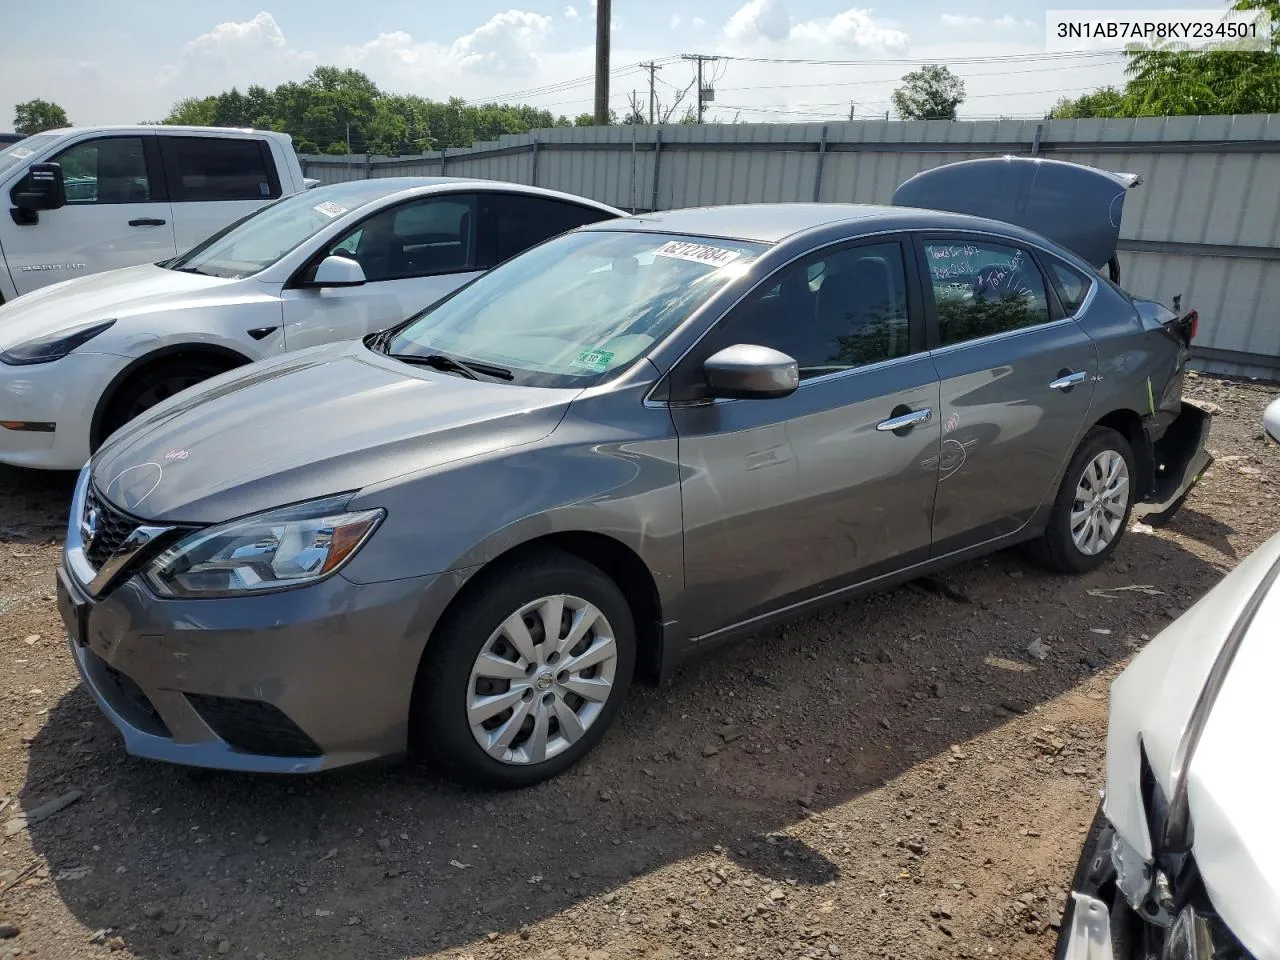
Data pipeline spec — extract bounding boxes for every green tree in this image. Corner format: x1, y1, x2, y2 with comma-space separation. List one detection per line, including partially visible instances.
1048, 86, 1127, 119
14, 98, 71, 134
890, 65, 966, 120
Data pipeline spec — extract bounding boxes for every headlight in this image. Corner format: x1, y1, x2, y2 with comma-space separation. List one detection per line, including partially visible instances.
143, 495, 384, 598
0, 319, 116, 365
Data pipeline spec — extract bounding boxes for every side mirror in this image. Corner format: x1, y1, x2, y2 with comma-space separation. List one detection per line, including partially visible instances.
1265, 396, 1280, 444
12, 162, 66, 212
703, 343, 799, 400
310, 255, 366, 288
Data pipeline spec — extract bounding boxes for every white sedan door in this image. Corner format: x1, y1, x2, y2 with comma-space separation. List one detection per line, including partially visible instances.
281, 193, 483, 352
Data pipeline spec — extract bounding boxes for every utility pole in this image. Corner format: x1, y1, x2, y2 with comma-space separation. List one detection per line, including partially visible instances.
681, 53, 720, 123
641, 60, 661, 124
594, 0, 612, 125
849, 102, 855, 121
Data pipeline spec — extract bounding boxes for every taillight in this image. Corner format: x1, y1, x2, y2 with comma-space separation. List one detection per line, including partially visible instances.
1187, 310, 1199, 340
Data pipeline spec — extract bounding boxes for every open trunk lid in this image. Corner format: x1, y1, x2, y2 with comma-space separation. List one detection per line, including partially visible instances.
892, 156, 1142, 275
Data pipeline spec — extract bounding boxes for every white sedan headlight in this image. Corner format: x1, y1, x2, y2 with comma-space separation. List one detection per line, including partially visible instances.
144, 495, 384, 598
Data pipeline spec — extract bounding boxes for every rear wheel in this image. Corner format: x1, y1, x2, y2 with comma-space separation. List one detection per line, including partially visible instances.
411, 550, 636, 788
99, 357, 232, 443
1031, 426, 1136, 573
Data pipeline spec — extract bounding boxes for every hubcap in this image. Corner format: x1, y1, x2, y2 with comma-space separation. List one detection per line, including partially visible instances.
467, 594, 617, 765
1070, 449, 1130, 556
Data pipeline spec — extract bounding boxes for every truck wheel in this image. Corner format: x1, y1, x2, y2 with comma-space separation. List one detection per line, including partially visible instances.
1031, 426, 1136, 574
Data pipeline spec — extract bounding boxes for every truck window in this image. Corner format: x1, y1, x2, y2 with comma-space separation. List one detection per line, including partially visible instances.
51, 137, 153, 204
159, 137, 281, 203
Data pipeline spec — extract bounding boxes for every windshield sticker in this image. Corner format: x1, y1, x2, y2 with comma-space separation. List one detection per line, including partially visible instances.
313, 200, 347, 219
654, 240, 742, 269
7, 147, 34, 160
572, 348, 615, 371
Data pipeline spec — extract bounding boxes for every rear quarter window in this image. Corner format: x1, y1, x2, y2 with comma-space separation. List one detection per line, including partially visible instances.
1046, 259, 1094, 315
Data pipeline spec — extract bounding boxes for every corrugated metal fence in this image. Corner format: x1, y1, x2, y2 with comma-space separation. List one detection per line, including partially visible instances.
301, 116, 1280, 378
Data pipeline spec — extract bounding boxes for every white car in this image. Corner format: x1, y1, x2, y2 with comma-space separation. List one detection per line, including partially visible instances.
1056, 399, 1280, 959
0, 177, 622, 469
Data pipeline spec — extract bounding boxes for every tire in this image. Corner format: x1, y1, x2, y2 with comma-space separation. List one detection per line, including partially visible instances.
410, 549, 636, 789
1031, 426, 1136, 574
99, 357, 231, 442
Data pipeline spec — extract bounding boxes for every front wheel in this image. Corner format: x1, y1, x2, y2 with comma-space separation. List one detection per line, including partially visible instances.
410, 550, 636, 788
1031, 426, 1136, 574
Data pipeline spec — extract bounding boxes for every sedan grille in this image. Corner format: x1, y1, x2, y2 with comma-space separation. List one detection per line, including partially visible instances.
83, 487, 140, 570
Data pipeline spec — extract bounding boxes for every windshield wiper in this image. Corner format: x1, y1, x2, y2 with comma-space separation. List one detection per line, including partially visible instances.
167, 264, 208, 276
388, 351, 513, 382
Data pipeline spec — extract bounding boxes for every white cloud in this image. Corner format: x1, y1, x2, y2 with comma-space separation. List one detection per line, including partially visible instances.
793, 9, 909, 50
564, 5, 578, 19
156, 12, 315, 98
725, 0, 792, 41
343, 10, 553, 80
670, 13, 681, 29
693, 16, 706, 28
939, 13, 1030, 30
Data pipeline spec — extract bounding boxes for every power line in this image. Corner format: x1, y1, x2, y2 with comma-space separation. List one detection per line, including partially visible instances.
712, 49, 1124, 66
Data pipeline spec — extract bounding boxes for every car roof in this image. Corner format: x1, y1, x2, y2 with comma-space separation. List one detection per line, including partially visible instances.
589, 202, 1062, 248
38, 125, 295, 142
308, 176, 625, 214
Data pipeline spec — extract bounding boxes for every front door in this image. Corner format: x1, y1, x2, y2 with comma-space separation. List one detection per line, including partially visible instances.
918, 236, 1099, 555
282, 193, 483, 351
669, 238, 941, 640
5, 134, 175, 296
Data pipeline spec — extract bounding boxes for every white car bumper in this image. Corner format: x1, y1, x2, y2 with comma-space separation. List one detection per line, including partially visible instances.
0, 352, 128, 470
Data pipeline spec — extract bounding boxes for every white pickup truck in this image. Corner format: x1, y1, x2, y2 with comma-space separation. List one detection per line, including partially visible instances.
0, 125, 311, 303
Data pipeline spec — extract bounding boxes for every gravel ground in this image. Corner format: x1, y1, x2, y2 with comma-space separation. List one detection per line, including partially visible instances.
0, 371, 1276, 960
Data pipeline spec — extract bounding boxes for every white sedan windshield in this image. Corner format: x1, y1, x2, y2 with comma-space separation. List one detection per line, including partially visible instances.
166, 183, 386, 279
385, 230, 766, 387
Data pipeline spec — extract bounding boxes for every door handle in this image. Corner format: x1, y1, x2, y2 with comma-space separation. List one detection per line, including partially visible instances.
128, 218, 166, 227
1049, 370, 1088, 391
876, 407, 932, 433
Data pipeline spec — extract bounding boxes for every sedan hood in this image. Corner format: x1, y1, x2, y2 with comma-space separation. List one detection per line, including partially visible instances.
0, 262, 234, 350
91, 341, 576, 523
1105, 529, 1280, 958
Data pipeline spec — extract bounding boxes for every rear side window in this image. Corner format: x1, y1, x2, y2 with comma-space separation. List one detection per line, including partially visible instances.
160, 137, 280, 202
477, 193, 615, 268
1046, 259, 1093, 315
924, 240, 1051, 346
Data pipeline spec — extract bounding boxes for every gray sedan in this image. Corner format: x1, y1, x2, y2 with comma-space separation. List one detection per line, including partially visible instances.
57, 157, 1212, 787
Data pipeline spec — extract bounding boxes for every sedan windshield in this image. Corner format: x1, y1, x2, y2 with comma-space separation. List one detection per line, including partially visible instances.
166, 182, 389, 279
384, 230, 767, 387
0, 133, 60, 178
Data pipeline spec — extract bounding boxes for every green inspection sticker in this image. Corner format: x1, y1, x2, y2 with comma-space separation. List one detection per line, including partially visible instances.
573, 348, 614, 371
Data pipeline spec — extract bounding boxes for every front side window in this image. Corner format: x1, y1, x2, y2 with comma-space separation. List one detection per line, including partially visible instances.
161, 137, 277, 202
383, 231, 766, 387
325, 195, 476, 282
705, 241, 913, 381
166, 182, 389, 279
52, 137, 151, 204
924, 240, 1051, 346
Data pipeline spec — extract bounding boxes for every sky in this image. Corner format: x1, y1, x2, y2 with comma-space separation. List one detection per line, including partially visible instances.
1, 0, 1185, 129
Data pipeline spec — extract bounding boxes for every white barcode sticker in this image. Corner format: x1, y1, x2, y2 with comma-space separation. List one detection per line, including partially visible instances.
653, 240, 742, 268
313, 200, 347, 218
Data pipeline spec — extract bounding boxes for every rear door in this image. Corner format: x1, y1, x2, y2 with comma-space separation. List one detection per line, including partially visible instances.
669, 237, 941, 639
5, 133, 175, 296
159, 136, 282, 254
281, 192, 481, 351
917, 234, 1098, 556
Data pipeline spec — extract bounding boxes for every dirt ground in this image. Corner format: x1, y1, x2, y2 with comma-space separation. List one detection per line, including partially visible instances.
0, 371, 1276, 960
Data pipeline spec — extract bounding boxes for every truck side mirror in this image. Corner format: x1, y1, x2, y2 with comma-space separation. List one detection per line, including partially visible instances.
12, 162, 67, 214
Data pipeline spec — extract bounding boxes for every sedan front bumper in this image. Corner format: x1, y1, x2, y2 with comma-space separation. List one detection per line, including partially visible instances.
57, 559, 456, 773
